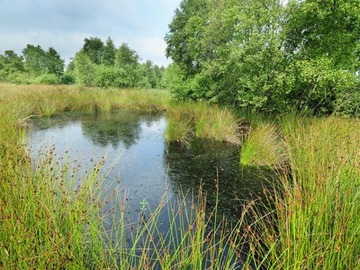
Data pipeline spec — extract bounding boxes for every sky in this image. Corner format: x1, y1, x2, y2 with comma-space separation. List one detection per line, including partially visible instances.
0, 0, 181, 66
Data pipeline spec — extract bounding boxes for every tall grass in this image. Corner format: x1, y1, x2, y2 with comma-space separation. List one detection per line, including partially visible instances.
0, 84, 247, 269
240, 122, 287, 167
166, 101, 240, 145
245, 116, 360, 269
2, 84, 359, 269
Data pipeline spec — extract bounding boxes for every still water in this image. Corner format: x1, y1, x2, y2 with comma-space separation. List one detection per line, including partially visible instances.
27, 111, 271, 225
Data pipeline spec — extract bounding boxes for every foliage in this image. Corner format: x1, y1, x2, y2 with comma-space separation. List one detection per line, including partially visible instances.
82, 37, 105, 65
102, 37, 116, 66
165, 0, 209, 77
0, 50, 24, 82
74, 51, 96, 86
283, 0, 360, 115
284, 0, 360, 71
73, 38, 165, 89
0, 37, 165, 88
34, 73, 62, 85
286, 57, 357, 115
0, 45, 64, 84
165, 0, 360, 116
22, 45, 64, 78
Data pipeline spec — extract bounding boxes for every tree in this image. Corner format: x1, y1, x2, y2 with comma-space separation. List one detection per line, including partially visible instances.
22, 44, 48, 75
165, 0, 210, 77
165, 0, 288, 112
114, 43, 140, 87
82, 37, 104, 65
222, 0, 288, 112
0, 50, 24, 81
45, 47, 64, 76
284, 0, 360, 114
74, 51, 96, 86
102, 37, 116, 66
285, 0, 360, 71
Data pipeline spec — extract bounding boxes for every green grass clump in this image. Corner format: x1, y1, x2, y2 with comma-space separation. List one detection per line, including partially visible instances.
240, 123, 287, 167
166, 101, 240, 145
193, 104, 240, 144
246, 116, 360, 269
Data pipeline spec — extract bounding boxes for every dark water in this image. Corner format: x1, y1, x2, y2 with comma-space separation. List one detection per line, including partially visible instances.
27, 111, 272, 227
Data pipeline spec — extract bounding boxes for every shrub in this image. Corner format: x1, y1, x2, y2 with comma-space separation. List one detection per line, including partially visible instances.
34, 73, 61, 85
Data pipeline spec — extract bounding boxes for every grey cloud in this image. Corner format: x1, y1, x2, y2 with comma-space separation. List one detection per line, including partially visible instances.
0, 0, 180, 66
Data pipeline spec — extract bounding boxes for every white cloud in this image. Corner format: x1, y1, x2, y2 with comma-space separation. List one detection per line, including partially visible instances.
128, 36, 170, 66
0, 0, 181, 66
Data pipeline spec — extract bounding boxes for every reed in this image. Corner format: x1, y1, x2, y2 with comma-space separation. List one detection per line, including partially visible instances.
2, 84, 358, 269
0, 84, 248, 269
245, 116, 360, 269
240, 122, 287, 167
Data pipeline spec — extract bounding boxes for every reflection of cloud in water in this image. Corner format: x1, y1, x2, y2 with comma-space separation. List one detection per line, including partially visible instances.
27, 111, 168, 224
140, 117, 167, 137
27, 111, 276, 232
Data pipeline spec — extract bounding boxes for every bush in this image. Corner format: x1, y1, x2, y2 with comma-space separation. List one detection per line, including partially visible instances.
334, 85, 360, 117
34, 73, 61, 85
62, 74, 76, 85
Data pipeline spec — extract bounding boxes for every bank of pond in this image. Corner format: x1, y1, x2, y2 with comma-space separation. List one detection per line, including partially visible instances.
0, 84, 359, 269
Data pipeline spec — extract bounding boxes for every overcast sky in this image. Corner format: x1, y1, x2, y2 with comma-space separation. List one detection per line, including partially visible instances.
0, 0, 181, 66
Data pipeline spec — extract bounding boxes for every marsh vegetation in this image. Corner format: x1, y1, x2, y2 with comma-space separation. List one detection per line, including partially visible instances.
0, 84, 359, 269
1, 1, 360, 268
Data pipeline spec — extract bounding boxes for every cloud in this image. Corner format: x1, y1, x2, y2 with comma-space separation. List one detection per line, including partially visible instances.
0, 0, 180, 66
128, 36, 170, 66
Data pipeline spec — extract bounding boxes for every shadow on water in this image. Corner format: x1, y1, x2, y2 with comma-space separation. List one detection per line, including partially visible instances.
165, 139, 276, 223
27, 110, 278, 268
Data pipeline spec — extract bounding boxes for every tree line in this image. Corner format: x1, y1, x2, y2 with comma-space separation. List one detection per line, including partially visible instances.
0, 37, 166, 89
164, 0, 360, 116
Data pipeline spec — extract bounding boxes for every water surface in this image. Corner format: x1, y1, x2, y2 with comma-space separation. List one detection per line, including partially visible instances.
27, 111, 271, 225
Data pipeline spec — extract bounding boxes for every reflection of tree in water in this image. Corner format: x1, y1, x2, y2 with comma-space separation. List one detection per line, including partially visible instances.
81, 111, 162, 148
81, 114, 140, 148
30, 110, 164, 149
164, 139, 276, 222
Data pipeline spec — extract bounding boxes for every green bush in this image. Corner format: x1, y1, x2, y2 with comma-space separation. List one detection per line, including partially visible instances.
334, 84, 360, 117
34, 73, 61, 85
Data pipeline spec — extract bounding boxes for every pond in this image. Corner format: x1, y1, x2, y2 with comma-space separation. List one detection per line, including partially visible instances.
26, 110, 272, 230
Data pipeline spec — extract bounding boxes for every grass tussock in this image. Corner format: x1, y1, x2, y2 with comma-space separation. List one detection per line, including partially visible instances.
240, 123, 287, 167
245, 116, 360, 269
1, 84, 359, 269
166, 102, 240, 145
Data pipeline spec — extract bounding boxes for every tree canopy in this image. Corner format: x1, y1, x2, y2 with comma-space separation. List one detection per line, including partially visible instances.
0, 37, 166, 88
165, 0, 360, 116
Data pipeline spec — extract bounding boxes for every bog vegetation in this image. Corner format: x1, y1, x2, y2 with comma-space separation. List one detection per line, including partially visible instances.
1, 0, 360, 269
1, 84, 359, 269
1, 0, 359, 117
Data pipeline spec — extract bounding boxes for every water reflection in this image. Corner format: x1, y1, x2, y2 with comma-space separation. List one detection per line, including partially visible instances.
81, 112, 143, 148
165, 140, 274, 222
27, 111, 273, 226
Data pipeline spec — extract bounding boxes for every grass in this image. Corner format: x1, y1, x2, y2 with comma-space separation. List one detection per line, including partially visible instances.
240, 122, 287, 167
166, 101, 240, 145
0, 84, 246, 269
1, 83, 359, 269
243, 116, 360, 269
